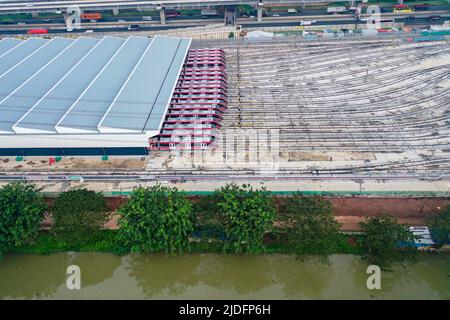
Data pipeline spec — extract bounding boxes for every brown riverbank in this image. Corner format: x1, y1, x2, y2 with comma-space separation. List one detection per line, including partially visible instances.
41, 196, 450, 231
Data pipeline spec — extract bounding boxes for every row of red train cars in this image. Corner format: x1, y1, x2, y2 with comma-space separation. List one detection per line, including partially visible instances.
149, 48, 228, 151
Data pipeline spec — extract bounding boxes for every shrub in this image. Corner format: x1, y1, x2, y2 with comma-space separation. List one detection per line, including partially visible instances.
116, 185, 193, 254
426, 205, 450, 247
277, 194, 340, 255
52, 189, 109, 245
0, 183, 46, 258
215, 183, 275, 253
359, 215, 417, 269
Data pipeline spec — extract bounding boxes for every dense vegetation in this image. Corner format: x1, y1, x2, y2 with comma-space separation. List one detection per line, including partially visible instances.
0, 183, 47, 259
215, 183, 275, 253
2, 182, 447, 268
116, 185, 194, 254
359, 215, 417, 269
426, 206, 450, 247
276, 193, 341, 255
52, 189, 109, 245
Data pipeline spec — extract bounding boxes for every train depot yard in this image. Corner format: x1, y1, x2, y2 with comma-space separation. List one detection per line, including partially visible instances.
0, 36, 449, 184
0, 0, 449, 192
1, 1, 450, 303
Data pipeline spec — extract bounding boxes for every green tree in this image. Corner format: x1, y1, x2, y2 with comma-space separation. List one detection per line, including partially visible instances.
426, 205, 450, 247
215, 183, 275, 253
117, 185, 193, 254
0, 183, 46, 258
359, 215, 417, 269
277, 194, 340, 255
52, 189, 109, 245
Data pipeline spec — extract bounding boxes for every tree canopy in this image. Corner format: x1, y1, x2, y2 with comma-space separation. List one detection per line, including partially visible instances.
117, 185, 193, 254
426, 205, 450, 247
215, 183, 275, 253
278, 194, 340, 255
0, 183, 47, 259
359, 215, 417, 269
52, 188, 109, 244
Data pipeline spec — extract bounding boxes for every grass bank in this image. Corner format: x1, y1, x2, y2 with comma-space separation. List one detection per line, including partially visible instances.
11, 230, 365, 255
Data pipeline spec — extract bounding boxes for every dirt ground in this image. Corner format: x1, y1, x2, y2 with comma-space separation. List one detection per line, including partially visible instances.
0, 156, 147, 171
41, 196, 449, 231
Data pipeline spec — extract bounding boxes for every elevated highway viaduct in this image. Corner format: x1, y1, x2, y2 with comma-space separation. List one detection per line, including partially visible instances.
0, 0, 411, 27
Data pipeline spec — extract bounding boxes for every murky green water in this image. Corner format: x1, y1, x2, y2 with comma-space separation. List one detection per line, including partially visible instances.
0, 253, 448, 299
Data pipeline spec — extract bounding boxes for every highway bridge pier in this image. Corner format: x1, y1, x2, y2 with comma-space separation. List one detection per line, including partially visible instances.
257, 2, 263, 22
159, 6, 166, 24
224, 5, 237, 26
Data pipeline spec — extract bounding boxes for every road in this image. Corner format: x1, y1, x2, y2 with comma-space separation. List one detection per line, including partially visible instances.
0, 0, 365, 14
1, 12, 449, 35
0, 173, 449, 182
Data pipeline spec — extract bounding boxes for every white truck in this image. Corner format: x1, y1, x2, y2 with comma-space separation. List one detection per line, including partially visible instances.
288, 8, 298, 14
327, 7, 347, 14
201, 9, 219, 17
300, 20, 316, 26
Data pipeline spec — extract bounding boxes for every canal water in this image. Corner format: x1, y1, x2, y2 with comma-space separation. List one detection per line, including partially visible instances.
0, 253, 449, 299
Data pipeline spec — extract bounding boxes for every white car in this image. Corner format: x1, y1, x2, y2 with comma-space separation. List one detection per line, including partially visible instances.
17, 22, 26, 25
142, 16, 152, 21
300, 20, 316, 26
118, 20, 126, 23
84, 30, 94, 33
25, 3, 34, 7
272, 13, 280, 17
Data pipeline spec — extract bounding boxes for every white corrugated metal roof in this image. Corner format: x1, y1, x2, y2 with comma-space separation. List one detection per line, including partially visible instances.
0, 35, 191, 137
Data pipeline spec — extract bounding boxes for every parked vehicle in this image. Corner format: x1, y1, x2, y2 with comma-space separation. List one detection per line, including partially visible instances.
429, 15, 441, 21
166, 11, 181, 18
142, 16, 152, 21
413, 4, 430, 10
287, 9, 298, 14
27, 29, 48, 34
365, 18, 395, 24
200, 9, 219, 17
80, 13, 102, 20
394, 4, 408, 9
393, 8, 414, 13
300, 20, 316, 26
408, 226, 435, 248
127, 24, 140, 31
327, 7, 347, 14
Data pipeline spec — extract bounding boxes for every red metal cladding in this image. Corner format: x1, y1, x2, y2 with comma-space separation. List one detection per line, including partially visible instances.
149, 48, 228, 151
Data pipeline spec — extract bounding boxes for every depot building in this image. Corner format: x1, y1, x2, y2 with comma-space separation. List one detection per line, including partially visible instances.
0, 35, 192, 156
